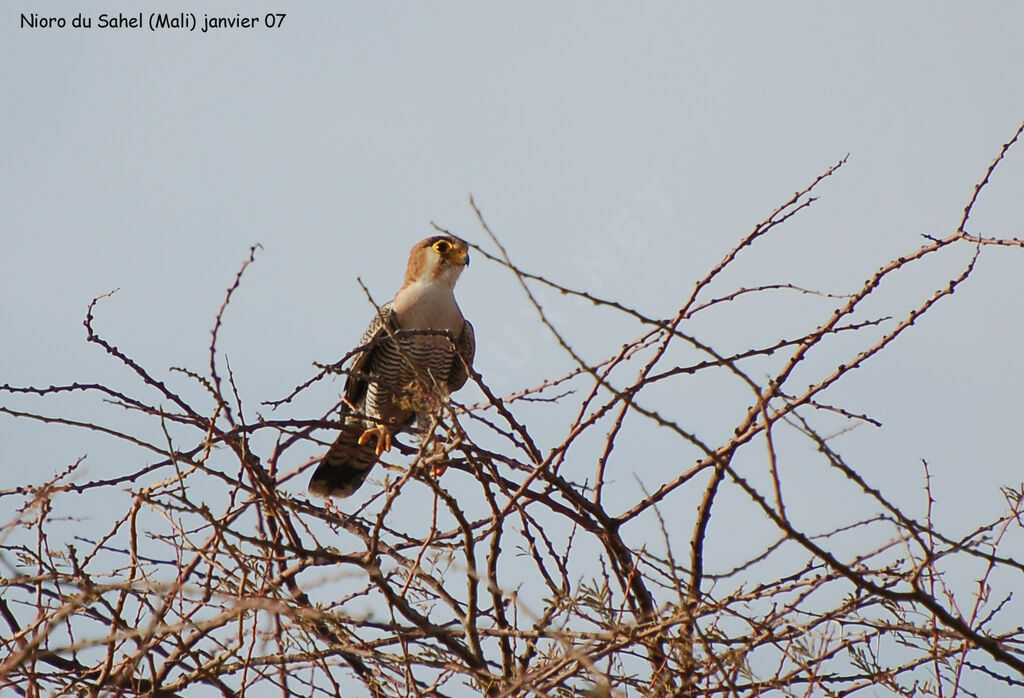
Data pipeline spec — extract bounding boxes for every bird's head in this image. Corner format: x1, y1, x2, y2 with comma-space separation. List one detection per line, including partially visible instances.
403, 235, 470, 289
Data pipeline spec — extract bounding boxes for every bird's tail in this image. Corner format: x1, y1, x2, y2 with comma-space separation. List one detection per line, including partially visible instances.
308, 421, 379, 498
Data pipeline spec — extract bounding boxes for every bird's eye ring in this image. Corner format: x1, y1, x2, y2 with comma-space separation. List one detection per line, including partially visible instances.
434, 240, 451, 253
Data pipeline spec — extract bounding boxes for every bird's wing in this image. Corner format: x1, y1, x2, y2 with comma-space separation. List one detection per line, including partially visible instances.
447, 319, 476, 392
344, 302, 398, 406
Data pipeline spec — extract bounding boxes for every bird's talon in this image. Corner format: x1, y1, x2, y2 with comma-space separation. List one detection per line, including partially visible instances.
358, 426, 392, 456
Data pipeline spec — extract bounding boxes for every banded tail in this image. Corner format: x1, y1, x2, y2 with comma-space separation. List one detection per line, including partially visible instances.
308, 422, 379, 498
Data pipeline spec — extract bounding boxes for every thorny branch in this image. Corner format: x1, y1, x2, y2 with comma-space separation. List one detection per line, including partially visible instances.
2, 123, 1024, 697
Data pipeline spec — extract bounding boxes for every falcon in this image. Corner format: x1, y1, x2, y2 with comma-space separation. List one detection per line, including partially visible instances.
309, 235, 476, 497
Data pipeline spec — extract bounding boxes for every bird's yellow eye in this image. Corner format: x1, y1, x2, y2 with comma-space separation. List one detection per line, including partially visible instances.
434, 240, 451, 253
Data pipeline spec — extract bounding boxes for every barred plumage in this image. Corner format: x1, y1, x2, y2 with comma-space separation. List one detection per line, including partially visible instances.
309, 236, 475, 498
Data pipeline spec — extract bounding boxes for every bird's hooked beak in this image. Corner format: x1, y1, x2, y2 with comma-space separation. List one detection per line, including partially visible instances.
451, 245, 469, 267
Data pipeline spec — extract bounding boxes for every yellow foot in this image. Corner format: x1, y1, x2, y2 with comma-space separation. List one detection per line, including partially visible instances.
428, 438, 450, 478
358, 425, 393, 456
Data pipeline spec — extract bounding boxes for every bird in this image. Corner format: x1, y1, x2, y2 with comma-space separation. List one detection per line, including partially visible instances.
309, 235, 476, 498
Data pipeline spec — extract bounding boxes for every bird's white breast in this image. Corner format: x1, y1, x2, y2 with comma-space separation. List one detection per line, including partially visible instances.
391, 279, 464, 334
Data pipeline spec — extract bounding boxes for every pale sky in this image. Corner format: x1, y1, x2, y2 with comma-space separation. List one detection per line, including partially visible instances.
3, 4, 1024, 695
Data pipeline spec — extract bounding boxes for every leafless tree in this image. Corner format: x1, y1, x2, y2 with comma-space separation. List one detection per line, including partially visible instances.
3, 123, 1024, 697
